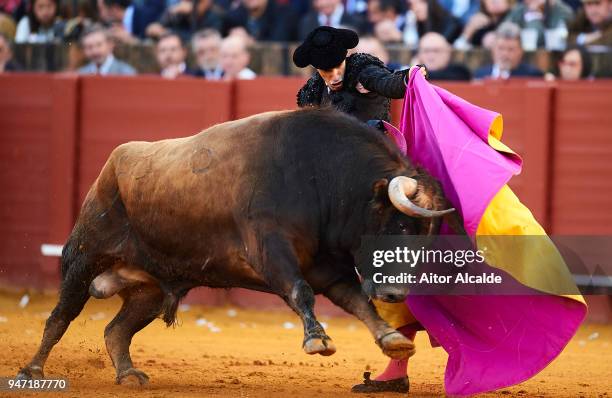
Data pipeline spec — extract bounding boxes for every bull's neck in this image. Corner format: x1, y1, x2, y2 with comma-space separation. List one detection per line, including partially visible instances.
320, 170, 381, 257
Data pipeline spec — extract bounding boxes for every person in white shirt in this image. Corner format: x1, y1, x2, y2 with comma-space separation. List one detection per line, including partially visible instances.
15, 0, 63, 43
78, 25, 137, 76
219, 35, 256, 80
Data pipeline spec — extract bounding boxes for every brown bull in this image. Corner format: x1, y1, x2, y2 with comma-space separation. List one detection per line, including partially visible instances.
18, 108, 454, 386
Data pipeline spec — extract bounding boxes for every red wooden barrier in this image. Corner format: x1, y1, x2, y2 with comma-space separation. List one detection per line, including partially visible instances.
550, 82, 612, 234
0, 74, 79, 288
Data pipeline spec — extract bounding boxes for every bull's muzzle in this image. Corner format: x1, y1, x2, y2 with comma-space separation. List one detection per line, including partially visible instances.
362, 279, 409, 303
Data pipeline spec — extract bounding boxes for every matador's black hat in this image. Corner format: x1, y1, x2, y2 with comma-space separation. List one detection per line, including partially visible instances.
293, 27, 359, 70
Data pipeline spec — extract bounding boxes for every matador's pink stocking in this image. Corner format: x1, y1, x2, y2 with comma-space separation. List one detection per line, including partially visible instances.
374, 324, 418, 381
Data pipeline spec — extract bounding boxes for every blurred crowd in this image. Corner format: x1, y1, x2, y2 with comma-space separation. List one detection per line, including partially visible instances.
0, 0, 610, 79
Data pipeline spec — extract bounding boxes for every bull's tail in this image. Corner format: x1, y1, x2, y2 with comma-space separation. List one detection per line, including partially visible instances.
60, 142, 131, 281
60, 238, 79, 280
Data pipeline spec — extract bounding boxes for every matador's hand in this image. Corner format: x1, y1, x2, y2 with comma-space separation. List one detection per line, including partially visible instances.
408, 64, 429, 80
356, 82, 371, 94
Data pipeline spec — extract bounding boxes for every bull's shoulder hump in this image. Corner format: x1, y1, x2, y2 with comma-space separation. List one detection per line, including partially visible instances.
192, 110, 295, 139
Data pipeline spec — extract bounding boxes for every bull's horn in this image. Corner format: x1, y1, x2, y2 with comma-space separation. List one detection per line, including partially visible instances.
388, 176, 455, 218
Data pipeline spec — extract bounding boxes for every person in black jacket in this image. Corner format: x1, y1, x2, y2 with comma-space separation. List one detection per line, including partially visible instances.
473, 22, 543, 79
294, 26, 425, 126
222, 0, 298, 41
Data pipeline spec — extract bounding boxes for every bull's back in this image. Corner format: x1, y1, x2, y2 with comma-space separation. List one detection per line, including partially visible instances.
97, 111, 285, 254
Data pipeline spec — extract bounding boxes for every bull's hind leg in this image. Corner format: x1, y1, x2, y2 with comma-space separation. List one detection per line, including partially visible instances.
257, 231, 336, 356
104, 283, 164, 386
17, 246, 101, 380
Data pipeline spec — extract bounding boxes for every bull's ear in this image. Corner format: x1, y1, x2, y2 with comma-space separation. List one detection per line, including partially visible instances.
371, 179, 389, 212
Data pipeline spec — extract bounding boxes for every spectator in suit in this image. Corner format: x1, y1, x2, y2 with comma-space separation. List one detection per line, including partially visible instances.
455, 0, 513, 49
0, 32, 21, 73
503, 0, 574, 48
156, 31, 192, 78
191, 28, 223, 79
298, 0, 366, 40
402, 0, 463, 48
219, 35, 256, 79
78, 25, 136, 75
145, 0, 224, 42
223, 0, 298, 41
568, 0, 612, 46
416, 31, 471, 80
474, 21, 544, 79
15, 0, 64, 43
545, 45, 593, 80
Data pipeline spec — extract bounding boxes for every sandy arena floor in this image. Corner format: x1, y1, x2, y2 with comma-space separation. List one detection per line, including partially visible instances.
0, 291, 610, 398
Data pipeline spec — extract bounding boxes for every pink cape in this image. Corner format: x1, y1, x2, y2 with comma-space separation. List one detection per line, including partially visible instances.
384, 72, 586, 396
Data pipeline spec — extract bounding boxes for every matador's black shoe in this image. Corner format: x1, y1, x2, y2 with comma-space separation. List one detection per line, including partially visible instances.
351, 371, 409, 393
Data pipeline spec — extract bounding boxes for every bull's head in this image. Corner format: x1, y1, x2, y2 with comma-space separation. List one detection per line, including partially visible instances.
358, 175, 461, 303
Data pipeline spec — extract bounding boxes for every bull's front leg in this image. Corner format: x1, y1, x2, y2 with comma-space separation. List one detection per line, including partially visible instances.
323, 280, 415, 359
257, 231, 336, 356
289, 279, 336, 356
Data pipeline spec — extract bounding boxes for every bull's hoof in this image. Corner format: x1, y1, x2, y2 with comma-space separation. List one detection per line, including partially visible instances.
116, 368, 150, 387
16, 365, 44, 380
303, 335, 336, 356
379, 331, 415, 359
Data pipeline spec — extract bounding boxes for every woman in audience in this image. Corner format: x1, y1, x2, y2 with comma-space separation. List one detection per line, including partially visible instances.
545, 45, 593, 80
15, 0, 64, 43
